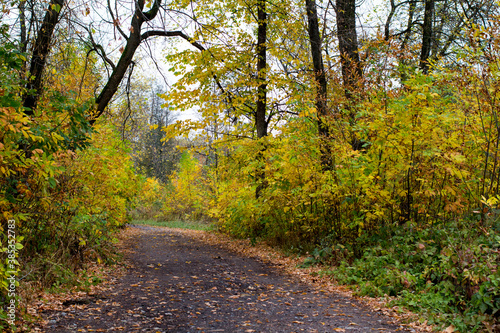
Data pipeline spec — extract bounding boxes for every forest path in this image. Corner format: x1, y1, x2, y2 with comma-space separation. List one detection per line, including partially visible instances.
43, 225, 415, 332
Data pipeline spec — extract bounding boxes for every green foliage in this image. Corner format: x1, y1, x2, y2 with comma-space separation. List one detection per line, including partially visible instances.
327, 217, 500, 331
132, 219, 212, 231
0, 42, 24, 109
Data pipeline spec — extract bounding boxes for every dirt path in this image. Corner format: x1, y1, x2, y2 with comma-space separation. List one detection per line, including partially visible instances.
43, 226, 415, 332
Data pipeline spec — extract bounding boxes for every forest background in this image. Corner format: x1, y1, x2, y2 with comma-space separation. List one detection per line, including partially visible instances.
1, 0, 500, 331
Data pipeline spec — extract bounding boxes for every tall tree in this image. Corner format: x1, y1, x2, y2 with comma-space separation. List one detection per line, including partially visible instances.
256, 0, 268, 140
335, 0, 362, 101
336, 0, 363, 150
22, 0, 65, 115
419, 0, 434, 73
135, 88, 180, 183
255, 0, 268, 199
305, 0, 330, 169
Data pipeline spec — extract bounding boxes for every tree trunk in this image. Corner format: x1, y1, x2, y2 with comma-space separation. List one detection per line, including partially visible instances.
384, 0, 396, 41
401, 0, 416, 51
336, 0, 363, 149
419, 0, 434, 73
255, 0, 268, 140
336, 0, 362, 101
92, 0, 162, 124
23, 0, 65, 115
255, 0, 268, 199
19, 0, 27, 54
305, 0, 330, 169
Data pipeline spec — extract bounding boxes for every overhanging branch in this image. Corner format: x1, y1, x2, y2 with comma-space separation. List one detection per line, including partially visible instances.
141, 30, 206, 51
141, 29, 238, 116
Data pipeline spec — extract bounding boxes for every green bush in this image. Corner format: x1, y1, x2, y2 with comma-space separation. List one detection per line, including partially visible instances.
325, 218, 500, 331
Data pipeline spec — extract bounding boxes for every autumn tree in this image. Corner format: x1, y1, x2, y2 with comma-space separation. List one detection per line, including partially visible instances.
305, 0, 330, 169
7, 0, 206, 125
134, 86, 180, 183
383, 0, 499, 73
22, 0, 65, 114
336, 0, 362, 98
255, 0, 268, 198
163, 0, 307, 199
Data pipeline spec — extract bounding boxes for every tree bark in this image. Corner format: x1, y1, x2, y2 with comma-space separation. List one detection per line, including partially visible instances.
419, 0, 434, 73
92, 0, 162, 123
19, 0, 27, 54
384, 0, 396, 41
401, 0, 416, 51
336, 0, 362, 100
305, 0, 330, 169
255, 0, 268, 140
255, 0, 268, 199
336, 0, 363, 149
23, 0, 65, 115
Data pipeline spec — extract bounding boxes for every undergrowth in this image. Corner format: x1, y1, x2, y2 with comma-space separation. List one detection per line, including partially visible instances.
305, 216, 500, 332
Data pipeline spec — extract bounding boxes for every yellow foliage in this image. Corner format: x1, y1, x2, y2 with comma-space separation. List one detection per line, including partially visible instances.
64, 123, 139, 226
134, 177, 167, 219
163, 152, 211, 220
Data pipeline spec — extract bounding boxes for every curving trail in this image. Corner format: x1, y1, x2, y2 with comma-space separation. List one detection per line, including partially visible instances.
44, 226, 414, 332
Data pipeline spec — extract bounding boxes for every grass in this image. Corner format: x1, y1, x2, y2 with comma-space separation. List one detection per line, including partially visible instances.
131, 219, 213, 231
